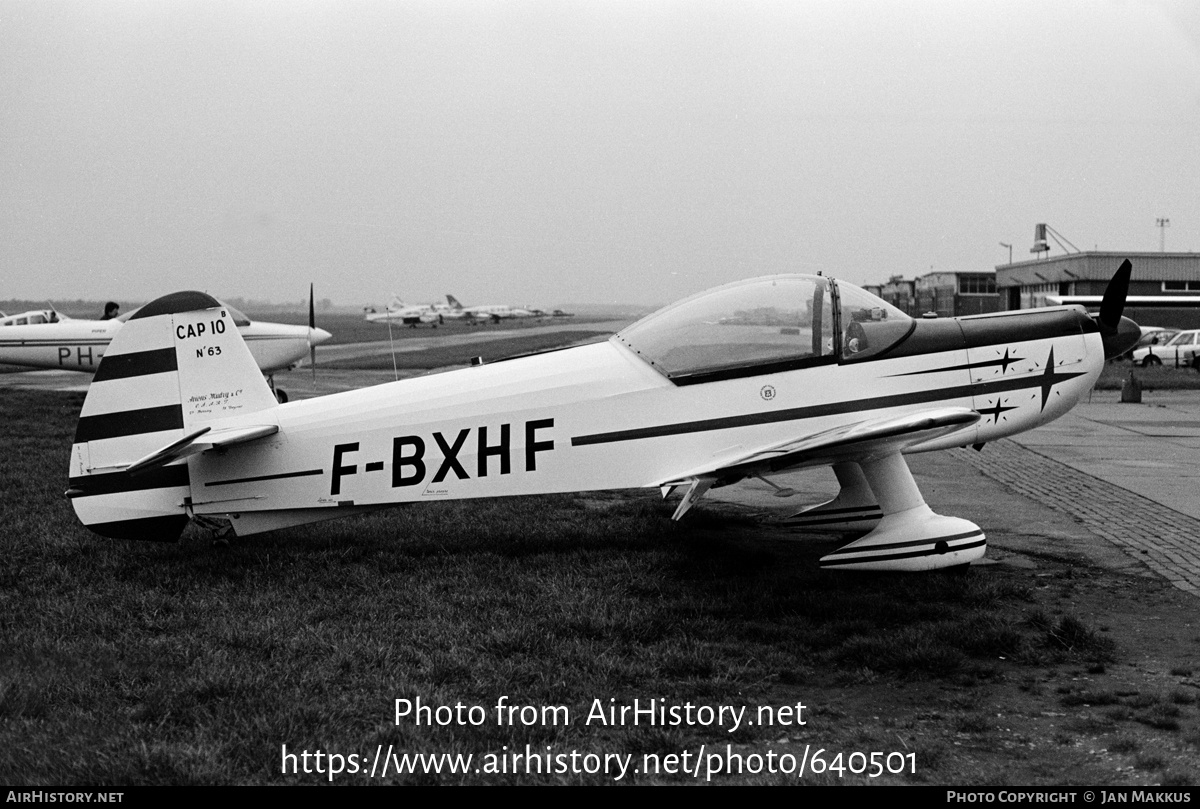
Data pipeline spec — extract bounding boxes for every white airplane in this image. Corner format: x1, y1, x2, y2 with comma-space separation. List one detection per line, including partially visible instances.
0, 295, 332, 402
364, 296, 444, 328
65, 261, 1139, 572
444, 294, 537, 323
0, 308, 64, 326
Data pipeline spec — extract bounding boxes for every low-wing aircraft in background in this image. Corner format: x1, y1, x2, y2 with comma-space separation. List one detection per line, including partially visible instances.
363, 296, 445, 328
443, 294, 538, 323
1, 294, 331, 402
65, 260, 1139, 572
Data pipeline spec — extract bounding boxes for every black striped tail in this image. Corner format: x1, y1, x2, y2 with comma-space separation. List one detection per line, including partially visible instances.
68, 291, 278, 541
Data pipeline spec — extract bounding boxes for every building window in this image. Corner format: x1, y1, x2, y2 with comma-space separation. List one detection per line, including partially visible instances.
1162, 281, 1200, 292
958, 276, 997, 295
1023, 282, 1058, 310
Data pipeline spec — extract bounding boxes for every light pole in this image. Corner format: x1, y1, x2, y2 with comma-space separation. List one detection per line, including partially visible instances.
1156, 218, 1170, 252
999, 242, 1012, 264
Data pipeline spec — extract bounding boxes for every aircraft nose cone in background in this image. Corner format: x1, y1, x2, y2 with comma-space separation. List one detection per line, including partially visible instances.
309, 326, 333, 347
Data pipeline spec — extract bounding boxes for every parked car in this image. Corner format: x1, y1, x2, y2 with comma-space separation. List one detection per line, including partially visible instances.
1118, 326, 1176, 361
1131, 328, 1200, 368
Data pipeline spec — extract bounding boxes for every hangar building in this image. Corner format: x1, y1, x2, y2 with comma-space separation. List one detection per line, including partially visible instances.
995, 251, 1200, 329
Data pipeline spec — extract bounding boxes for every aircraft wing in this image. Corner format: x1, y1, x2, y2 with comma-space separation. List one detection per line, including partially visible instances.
657, 407, 979, 518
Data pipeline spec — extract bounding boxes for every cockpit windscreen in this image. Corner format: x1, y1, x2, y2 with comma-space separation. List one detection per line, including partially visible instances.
616, 276, 835, 380
617, 275, 918, 381
835, 282, 914, 362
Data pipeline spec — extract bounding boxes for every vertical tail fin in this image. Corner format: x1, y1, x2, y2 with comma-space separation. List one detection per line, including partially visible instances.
68, 292, 278, 541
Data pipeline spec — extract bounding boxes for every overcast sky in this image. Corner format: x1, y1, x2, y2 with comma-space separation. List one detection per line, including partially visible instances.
2, 0, 1198, 308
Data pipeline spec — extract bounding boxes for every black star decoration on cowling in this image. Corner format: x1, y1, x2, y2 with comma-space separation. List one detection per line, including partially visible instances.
996, 347, 1020, 374
889, 346, 1024, 378
967, 345, 1085, 413
977, 397, 1019, 424
1035, 346, 1067, 411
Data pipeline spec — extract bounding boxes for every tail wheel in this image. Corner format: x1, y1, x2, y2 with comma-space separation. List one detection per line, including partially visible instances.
1142, 355, 1162, 367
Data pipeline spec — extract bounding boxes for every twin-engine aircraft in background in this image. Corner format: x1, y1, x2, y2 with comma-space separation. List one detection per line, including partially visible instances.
363, 296, 445, 328
443, 294, 539, 323
364, 293, 568, 326
1, 294, 331, 402
66, 260, 1139, 572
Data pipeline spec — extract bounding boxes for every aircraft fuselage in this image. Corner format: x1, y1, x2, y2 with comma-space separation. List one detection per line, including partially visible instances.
158, 306, 1101, 535
0, 320, 120, 370
0, 318, 321, 374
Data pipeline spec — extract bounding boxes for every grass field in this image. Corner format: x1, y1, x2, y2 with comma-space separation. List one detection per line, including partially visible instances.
1, 387, 1153, 786
320, 330, 613, 371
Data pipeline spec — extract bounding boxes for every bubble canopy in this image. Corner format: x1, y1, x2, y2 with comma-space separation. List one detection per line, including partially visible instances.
615, 275, 913, 384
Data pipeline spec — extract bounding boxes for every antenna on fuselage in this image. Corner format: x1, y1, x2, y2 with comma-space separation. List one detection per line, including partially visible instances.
386, 317, 399, 381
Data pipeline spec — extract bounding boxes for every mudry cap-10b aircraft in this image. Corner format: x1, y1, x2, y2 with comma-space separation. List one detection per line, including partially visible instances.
1, 289, 331, 402
66, 261, 1139, 572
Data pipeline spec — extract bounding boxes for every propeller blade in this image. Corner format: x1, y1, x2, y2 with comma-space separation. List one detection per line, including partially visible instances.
1098, 259, 1132, 330
1095, 260, 1140, 360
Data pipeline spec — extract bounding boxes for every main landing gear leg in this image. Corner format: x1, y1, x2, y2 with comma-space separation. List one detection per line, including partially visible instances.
664, 476, 717, 521
781, 462, 883, 532
818, 452, 986, 572
266, 374, 288, 404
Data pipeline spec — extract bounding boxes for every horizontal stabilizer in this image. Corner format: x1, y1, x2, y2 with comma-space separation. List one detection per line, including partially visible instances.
127, 424, 278, 476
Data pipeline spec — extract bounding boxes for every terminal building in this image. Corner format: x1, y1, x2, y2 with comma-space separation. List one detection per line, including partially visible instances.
877, 272, 998, 318
879, 275, 917, 315
915, 271, 999, 318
